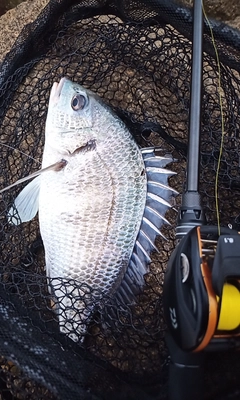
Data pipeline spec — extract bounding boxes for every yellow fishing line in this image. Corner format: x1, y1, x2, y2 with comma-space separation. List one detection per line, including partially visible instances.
202, 2, 225, 235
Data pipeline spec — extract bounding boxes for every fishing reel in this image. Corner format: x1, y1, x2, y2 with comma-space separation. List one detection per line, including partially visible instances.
163, 225, 240, 352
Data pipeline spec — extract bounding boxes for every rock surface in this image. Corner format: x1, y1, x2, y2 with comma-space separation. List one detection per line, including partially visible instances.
0, 0, 239, 66
179, 0, 240, 22
0, 0, 48, 63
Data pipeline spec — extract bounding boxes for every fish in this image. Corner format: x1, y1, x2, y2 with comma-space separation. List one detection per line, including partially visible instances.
6, 77, 177, 342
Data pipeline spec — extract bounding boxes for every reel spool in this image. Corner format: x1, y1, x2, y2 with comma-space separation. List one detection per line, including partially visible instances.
163, 225, 240, 352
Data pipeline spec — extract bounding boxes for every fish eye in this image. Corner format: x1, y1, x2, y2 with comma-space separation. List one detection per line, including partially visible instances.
71, 94, 87, 111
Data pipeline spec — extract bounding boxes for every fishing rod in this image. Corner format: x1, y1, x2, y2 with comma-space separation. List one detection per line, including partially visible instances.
163, 1, 240, 399
175, 0, 205, 239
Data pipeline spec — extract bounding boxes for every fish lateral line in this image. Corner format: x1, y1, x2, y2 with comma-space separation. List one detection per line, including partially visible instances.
0, 159, 67, 194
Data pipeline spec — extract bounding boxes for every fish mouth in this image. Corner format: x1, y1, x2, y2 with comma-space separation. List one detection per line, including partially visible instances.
49, 77, 68, 104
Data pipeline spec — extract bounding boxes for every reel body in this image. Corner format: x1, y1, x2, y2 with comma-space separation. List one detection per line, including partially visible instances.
163, 226, 240, 352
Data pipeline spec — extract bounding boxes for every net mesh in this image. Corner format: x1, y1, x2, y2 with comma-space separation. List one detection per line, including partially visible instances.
0, 0, 240, 399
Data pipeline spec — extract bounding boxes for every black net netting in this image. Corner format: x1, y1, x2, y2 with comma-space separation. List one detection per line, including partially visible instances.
0, 0, 240, 399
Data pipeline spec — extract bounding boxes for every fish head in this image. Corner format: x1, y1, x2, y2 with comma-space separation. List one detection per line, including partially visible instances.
45, 77, 96, 155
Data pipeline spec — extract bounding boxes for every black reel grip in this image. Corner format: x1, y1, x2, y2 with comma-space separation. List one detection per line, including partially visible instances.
166, 333, 204, 400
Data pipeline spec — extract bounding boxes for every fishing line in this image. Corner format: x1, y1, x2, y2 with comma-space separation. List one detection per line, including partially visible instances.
0, 160, 67, 194
0, 142, 41, 165
202, 2, 225, 235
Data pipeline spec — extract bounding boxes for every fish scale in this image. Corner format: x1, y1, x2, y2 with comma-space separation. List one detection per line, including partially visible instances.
7, 77, 177, 342
40, 148, 145, 292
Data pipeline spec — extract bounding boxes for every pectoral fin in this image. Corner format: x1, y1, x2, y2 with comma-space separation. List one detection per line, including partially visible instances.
0, 159, 67, 195
2, 159, 67, 225
8, 176, 41, 225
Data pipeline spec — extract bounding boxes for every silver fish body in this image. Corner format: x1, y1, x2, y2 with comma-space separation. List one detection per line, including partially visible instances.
40, 79, 147, 337
8, 77, 177, 342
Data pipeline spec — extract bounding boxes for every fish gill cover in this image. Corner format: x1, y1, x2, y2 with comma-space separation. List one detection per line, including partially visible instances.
0, 0, 240, 399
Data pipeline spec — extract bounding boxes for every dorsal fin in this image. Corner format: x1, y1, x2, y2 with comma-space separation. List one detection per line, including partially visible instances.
113, 148, 177, 304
